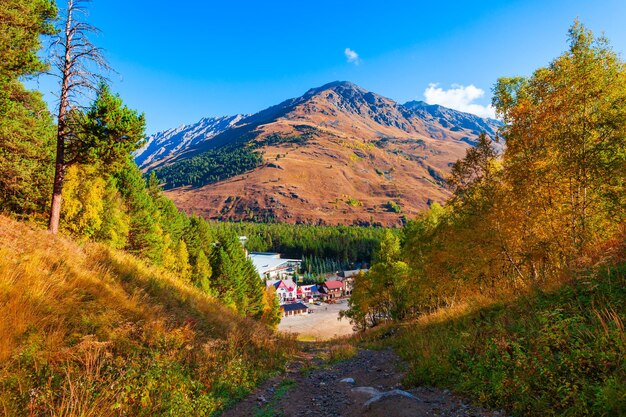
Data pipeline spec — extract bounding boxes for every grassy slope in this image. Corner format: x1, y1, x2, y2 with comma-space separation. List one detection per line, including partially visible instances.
0, 216, 295, 416
366, 266, 625, 416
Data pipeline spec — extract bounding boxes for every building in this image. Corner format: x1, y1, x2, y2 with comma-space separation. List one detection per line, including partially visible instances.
267, 279, 298, 303
280, 302, 308, 317
322, 280, 344, 299
342, 278, 354, 296
249, 252, 301, 280
337, 269, 366, 296
339, 269, 368, 279
297, 284, 319, 301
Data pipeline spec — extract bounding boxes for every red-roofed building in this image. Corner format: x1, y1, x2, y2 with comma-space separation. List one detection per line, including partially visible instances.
266, 279, 297, 303
322, 280, 343, 299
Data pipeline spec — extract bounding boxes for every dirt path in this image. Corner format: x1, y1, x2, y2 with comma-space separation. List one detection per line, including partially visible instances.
221, 345, 504, 417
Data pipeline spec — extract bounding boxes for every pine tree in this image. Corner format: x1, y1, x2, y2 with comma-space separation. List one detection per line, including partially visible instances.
115, 161, 164, 263
210, 246, 240, 311
175, 240, 192, 281
192, 250, 213, 293
0, 0, 56, 218
241, 260, 265, 318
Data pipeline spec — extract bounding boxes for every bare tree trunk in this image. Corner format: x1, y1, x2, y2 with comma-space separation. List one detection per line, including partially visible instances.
48, 0, 78, 233
48, 135, 65, 234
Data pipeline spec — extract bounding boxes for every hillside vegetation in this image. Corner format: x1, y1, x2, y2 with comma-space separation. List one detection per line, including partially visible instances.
363, 263, 625, 416
345, 22, 626, 416
0, 216, 295, 416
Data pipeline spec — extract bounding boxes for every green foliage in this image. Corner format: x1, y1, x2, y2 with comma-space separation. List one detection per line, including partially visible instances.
154, 145, 263, 189
0, 0, 56, 219
345, 197, 363, 207
384, 200, 402, 213
343, 231, 411, 329
215, 221, 389, 264
0, 0, 56, 81
387, 264, 626, 417
67, 84, 146, 168
256, 133, 311, 147
0, 82, 55, 217
301, 255, 353, 277
209, 229, 267, 317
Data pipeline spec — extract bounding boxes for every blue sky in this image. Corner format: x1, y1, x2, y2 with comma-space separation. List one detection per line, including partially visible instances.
30, 0, 626, 134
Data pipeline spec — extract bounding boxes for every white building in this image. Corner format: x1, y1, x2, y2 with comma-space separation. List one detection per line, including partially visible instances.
266, 279, 298, 303
249, 252, 301, 280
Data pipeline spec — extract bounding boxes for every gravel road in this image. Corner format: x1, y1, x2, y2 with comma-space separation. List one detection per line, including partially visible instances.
221, 345, 505, 417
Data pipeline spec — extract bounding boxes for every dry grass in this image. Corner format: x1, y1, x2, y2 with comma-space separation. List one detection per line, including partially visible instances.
326, 343, 358, 363
0, 216, 296, 416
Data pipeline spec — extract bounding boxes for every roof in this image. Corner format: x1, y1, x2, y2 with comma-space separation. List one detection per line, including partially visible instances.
324, 280, 343, 290
270, 279, 296, 291
249, 253, 301, 276
281, 302, 308, 312
282, 279, 296, 289
341, 269, 368, 278
250, 252, 281, 258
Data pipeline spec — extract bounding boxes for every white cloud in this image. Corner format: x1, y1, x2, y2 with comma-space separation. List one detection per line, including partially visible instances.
423, 83, 496, 119
344, 48, 361, 65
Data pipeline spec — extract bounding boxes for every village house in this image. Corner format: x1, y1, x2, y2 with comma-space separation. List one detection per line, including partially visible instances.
249, 252, 301, 280
297, 284, 319, 301
280, 302, 308, 317
342, 278, 354, 296
337, 269, 366, 296
267, 279, 298, 303
322, 280, 343, 299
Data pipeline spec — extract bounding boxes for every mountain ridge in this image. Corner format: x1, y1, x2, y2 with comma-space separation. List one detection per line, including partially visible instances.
135, 114, 247, 169
139, 81, 501, 226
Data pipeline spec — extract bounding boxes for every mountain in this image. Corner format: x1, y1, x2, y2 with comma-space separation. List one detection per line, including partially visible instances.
403, 100, 500, 145
134, 114, 246, 169
143, 81, 502, 226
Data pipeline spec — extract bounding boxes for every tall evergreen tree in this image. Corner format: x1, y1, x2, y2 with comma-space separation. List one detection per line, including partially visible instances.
0, 0, 56, 218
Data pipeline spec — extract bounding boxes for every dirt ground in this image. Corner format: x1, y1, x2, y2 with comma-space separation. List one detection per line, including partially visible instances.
221, 345, 505, 417
278, 300, 354, 341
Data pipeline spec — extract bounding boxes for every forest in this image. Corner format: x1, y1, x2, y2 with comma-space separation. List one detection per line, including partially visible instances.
153, 145, 263, 189
216, 221, 387, 261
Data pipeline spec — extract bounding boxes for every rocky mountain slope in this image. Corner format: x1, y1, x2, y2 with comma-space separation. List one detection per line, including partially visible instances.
134, 114, 246, 169
144, 82, 501, 226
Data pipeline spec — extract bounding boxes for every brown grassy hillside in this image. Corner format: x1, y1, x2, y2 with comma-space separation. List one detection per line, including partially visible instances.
0, 216, 294, 416
165, 82, 499, 226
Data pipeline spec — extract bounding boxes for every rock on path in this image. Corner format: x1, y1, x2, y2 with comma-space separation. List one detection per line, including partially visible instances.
221, 347, 504, 417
